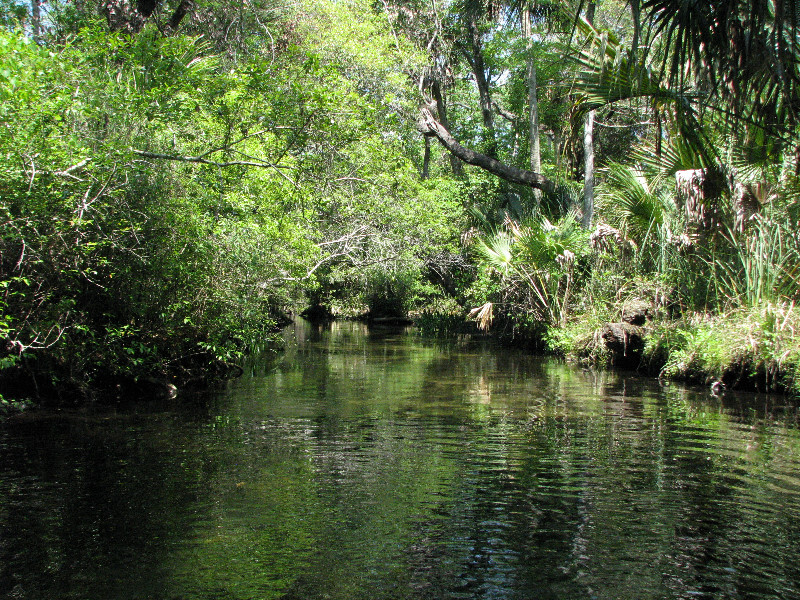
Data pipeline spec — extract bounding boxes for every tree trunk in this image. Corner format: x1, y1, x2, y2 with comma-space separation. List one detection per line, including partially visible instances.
466, 19, 497, 157
523, 6, 541, 175
655, 109, 662, 158
101, 0, 148, 33
419, 104, 554, 193
582, 0, 597, 228
630, 0, 641, 64
431, 79, 463, 176
582, 110, 595, 228
422, 135, 431, 180
167, 0, 194, 30
553, 130, 562, 170
675, 168, 724, 230
100, 0, 190, 33
30, 0, 41, 43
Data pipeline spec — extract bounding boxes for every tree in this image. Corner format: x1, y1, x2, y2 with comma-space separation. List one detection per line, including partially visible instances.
0, 0, 468, 399
30, 0, 40, 41
581, 0, 596, 228
419, 101, 555, 192
462, 15, 498, 156
379, 0, 465, 176
643, 0, 800, 136
522, 3, 542, 175
100, 0, 194, 33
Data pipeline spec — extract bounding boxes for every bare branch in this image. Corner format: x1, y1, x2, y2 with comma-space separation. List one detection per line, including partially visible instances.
259, 227, 385, 285
130, 149, 292, 169
58, 158, 92, 176
334, 177, 369, 183
13, 241, 25, 271
492, 101, 517, 123
130, 148, 298, 187
23, 158, 91, 182
194, 128, 271, 160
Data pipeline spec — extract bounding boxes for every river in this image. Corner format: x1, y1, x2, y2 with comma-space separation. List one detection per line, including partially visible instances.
2, 320, 800, 599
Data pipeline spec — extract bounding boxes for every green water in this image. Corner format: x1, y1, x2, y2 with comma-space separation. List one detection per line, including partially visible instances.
2, 321, 800, 599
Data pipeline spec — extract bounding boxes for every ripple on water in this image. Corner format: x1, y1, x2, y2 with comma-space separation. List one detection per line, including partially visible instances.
3, 324, 800, 600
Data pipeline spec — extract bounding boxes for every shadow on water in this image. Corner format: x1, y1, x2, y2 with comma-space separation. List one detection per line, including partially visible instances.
0, 412, 203, 599
2, 320, 800, 599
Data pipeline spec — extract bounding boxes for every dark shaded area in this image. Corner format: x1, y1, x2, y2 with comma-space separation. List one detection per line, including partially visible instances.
300, 304, 335, 323
136, 0, 157, 17
601, 322, 646, 368
0, 411, 210, 599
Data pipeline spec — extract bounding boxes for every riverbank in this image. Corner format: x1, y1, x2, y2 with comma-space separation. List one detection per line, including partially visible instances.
548, 302, 800, 397
414, 300, 800, 398
3, 299, 799, 412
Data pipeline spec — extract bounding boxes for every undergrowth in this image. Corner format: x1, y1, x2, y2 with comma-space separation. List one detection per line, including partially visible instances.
651, 303, 800, 394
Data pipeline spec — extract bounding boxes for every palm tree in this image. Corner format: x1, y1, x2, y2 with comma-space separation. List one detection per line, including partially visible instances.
470, 209, 589, 327
643, 0, 800, 137
596, 163, 668, 242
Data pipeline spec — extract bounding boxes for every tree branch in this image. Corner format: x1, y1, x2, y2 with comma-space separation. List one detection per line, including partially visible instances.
193, 128, 271, 160
167, 0, 194, 30
24, 158, 92, 182
492, 101, 517, 123
130, 149, 298, 187
418, 104, 554, 193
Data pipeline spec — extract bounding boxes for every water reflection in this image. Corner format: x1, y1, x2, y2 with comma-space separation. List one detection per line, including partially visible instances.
2, 321, 800, 599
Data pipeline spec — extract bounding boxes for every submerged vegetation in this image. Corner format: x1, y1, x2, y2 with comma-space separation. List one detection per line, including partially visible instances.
1, 0, 799, 402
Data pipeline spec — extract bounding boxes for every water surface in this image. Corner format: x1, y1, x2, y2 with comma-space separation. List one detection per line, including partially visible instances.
2, 321, 800, 599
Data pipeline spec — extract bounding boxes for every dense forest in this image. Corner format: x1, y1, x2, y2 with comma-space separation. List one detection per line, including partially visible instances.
1, 0, 799, 404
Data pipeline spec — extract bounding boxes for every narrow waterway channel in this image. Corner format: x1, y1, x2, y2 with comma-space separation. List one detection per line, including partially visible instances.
2, 320, 800, 599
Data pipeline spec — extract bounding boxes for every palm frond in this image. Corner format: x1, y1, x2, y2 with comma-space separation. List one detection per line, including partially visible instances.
468, 301, 494, 331
474, 232, 514, 275
597, 163, 669, 244
642, 0, 800, 136
570, 19, 719, 167
467, 204, 495, 235
516, 211, 586, 268
633, 132, 719, 176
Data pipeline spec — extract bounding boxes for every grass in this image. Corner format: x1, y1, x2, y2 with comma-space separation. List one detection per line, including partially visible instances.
547, 288, 800, 396
652, 302, 800, 394
710, 216, 800, 308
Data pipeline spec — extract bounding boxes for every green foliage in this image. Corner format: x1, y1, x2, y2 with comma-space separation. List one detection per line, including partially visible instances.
2, 0, 800, 401
572, 17, 719, 169
362, 265, 420, 318
543, 309, 610, 360
413, 297, 476, 336
644, 0, 800, 138
469, 211, 591, 328
596, 163, 667, 239
0, 0, 457, 401
0, 1, 27, 31
657, 304, 800, 395
709, 215, 800, 308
